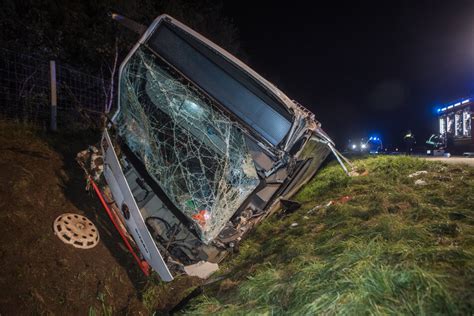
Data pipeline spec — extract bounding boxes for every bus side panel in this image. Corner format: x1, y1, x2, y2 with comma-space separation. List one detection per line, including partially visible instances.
102, 130, 174, 281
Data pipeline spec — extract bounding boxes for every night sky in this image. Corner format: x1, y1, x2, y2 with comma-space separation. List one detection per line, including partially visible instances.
224, 1, 474, 148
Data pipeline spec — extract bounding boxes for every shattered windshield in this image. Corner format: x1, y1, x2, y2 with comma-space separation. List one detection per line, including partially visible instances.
116, 46, 259, 243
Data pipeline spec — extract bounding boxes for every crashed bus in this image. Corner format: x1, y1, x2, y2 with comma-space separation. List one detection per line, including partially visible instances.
82, 14, 339, 281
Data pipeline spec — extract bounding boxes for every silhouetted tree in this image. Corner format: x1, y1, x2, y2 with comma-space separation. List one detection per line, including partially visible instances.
0, 0, 240, 74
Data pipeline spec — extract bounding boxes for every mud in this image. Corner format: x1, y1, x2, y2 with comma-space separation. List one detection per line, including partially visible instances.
0, 123, 197, 315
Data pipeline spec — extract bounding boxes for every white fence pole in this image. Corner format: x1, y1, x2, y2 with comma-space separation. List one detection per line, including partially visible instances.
50, 60, 57, 131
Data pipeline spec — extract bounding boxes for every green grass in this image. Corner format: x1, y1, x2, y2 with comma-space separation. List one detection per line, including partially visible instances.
184, 156, 474, 315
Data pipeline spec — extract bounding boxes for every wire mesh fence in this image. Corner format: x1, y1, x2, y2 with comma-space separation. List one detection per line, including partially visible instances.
0, 48, 110, 129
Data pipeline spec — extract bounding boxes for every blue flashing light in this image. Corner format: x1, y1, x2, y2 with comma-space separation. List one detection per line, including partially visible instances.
368, 136, 381, 142
439, 96, 473, 112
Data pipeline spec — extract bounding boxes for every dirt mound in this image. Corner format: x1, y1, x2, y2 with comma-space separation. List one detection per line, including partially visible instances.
0, 123, 149, 315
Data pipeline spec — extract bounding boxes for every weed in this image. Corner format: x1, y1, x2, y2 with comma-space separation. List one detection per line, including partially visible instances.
96, 292, 113, 316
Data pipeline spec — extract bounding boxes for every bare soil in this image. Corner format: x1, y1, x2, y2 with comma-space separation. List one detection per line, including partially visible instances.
0, 122, 196, 315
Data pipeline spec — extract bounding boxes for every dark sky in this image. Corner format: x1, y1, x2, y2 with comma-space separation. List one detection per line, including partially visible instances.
223, 1, 474, 147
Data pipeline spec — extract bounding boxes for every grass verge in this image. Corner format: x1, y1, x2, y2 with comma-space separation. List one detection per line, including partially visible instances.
184, 156, 474, 315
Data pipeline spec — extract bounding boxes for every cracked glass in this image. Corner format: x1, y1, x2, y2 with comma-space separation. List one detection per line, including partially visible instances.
116, 46, 259, 243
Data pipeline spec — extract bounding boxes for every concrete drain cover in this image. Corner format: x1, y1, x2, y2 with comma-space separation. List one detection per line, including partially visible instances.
53, 213, 99, 249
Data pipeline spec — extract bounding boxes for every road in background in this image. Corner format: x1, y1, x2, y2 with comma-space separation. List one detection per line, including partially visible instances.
423, 156, 474, 166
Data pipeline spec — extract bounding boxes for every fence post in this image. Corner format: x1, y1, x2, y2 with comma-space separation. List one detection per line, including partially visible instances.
49, 60, 57, 131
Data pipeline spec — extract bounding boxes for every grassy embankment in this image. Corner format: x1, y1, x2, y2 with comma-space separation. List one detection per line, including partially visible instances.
185, 156, 474, 315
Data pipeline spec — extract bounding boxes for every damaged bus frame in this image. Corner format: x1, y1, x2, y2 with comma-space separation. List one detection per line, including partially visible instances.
85, 14, 341, 281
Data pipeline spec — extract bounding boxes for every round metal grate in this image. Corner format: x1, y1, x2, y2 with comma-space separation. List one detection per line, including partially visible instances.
53, 213, 100, 249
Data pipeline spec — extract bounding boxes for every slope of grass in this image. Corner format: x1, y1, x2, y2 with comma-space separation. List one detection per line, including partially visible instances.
185, 156, 474, 315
